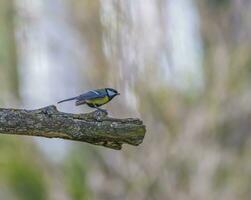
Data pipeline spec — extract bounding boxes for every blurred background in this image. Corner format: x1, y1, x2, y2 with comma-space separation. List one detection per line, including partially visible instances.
0, 0, 251, 199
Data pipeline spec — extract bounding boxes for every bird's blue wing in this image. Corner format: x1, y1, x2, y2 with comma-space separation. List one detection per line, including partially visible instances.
77, 89, 106, 100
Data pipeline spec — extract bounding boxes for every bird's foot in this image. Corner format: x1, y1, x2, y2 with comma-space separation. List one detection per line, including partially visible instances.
96, 108, 108, 114
92, 108, 108, 120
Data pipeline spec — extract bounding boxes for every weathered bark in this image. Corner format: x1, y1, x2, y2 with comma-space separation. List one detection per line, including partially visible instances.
0, 105, 146, 150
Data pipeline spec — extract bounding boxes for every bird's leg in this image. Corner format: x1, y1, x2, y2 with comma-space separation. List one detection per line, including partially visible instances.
94, 106, 108, 114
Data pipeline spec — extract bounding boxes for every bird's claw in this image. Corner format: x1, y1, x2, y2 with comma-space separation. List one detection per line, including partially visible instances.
95, 107, 108, 114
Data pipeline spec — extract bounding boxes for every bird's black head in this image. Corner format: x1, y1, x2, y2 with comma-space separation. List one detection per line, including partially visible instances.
106, 88, 120, 98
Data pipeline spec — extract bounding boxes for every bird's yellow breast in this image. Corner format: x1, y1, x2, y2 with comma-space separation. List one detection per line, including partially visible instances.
85, 96, 110, 105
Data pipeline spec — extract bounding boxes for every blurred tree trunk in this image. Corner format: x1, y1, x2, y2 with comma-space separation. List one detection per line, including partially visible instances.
0, 0, 19, 103
70, 0, 109, 86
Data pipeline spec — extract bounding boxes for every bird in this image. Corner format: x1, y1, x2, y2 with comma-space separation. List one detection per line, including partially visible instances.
57, 88, 120, 112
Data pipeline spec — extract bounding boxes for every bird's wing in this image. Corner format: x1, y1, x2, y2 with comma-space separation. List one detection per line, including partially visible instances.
76, 90, 106, 101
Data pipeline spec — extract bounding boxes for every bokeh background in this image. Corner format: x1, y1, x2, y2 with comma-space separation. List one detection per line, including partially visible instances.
1, 0, 251, 199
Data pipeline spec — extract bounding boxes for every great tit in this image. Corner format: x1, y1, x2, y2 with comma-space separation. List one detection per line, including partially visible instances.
57, 88, 120, 112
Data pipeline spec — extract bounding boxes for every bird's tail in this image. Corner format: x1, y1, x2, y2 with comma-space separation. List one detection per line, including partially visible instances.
57, 97, 77, 104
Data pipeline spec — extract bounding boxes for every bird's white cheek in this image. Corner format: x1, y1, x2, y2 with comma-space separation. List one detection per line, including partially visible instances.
107, 90, 115, 96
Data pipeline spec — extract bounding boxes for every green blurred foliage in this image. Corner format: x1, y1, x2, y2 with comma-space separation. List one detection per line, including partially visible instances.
0, 0, 19, 100
7, 162, 47, 200
0, 137, 48, 200
63, 146, 91, 200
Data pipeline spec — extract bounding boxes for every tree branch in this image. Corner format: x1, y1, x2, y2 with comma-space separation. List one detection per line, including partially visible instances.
0, 105, 146, 150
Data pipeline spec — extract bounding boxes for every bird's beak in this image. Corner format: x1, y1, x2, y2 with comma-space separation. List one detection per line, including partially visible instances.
117, 93, 120, 95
